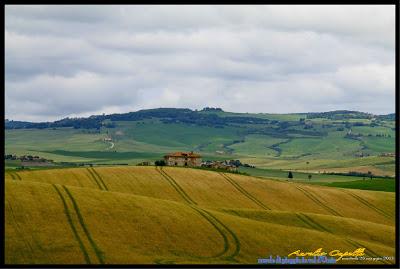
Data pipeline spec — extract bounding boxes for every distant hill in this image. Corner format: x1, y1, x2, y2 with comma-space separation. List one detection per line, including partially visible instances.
5, 108, 395, 177
5, 108, 395, 130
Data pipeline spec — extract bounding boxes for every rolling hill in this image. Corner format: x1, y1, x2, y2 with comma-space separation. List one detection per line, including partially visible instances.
5, 108, 396, 178
5, 166, 395, 264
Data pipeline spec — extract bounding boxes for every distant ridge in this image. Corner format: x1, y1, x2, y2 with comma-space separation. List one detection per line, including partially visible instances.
5, 108, 395, 130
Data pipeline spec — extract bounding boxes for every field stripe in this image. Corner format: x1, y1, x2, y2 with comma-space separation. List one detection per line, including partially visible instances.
90, 168, 109, 191
155, 167, 240, 261
188, 206, 230, 258
200, 208, 241, 261
156, 167, 197, 205
296, 213, 331, 233
14, 173, 22, 180
86, 168, 104, 191
155, 167, 190, 203
52, 184, 91, 264
62, 186, 105, 264
345, 238, 389, 264
160, 167, 196, 204
10, 172, 22, 181
296, 186, 342, 216
340, 189, 392, 219
296, 213, 390, 264
219, 173, 270, 210
9, 173, 17, 181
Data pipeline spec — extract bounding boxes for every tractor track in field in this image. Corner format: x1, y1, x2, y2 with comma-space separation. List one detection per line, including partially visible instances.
295, 213, 331, 233
295, 212, 390, 264
155, 167, 240, 261
219, 173, 270, 210
14, 173, 22, 180
296, 186, 342, 217
86, 168, 103, 190
345, 238, 390, 265
156, 167, 196, 205
90, 168, 108, 191
86, 168, 108, 191
52, 184, 91, 264
52, 184, 105, 264
63, 186, 105, 264
10, 172, 22, 181
340, 189, 392, 219
9, 173, 17, 181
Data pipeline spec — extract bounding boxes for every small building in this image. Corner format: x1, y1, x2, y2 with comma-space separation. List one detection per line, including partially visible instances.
379, 152, 395, 157
201, 160, 238, 172
164, 152, 202, 167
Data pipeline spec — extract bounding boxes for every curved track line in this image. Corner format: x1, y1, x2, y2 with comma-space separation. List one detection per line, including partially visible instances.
200, 208, 241, 261
52, 185, 91, 264
295, 212, 390, 265
219, 173, 270, 210
296, 213, 331, 233
156, 167, 196, 205
155, 167, 240, 261
90, 168, 108, 191
86, 168, 104, 191
340, 189, 392, 219
10, 172, 22, 181
62, 186, 105, 264
188, 206, 230, 259
345, 238, 389, 265
9, 173, 17, 181
14, 173, 22, 180
296, 186, 342, 216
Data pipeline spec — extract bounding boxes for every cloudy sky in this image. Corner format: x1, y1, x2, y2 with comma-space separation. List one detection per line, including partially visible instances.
5, 5, 395, 122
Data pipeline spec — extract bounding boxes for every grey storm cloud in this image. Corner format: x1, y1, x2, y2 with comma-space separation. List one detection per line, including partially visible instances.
5, 5, 395, 122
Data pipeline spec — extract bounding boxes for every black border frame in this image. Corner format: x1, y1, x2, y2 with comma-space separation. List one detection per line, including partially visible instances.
1, 2, 399, 268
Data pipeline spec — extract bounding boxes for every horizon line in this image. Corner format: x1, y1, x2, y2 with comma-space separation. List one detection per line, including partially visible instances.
5, 107, 396, 124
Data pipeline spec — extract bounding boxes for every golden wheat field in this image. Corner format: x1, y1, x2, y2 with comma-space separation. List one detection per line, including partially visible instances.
4, 166, 396, 264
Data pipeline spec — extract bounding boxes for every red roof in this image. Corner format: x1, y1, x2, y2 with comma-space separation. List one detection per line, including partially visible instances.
164, 152, 201, 158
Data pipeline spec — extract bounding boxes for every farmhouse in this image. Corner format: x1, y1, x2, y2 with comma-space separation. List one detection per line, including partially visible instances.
164, 152, 202, 167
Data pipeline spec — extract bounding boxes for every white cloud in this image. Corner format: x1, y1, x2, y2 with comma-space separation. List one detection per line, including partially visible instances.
5, 5, 395, 121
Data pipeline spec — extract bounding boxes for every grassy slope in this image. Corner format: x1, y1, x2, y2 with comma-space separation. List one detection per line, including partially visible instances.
5, 113, 395, 176
5, 166, 395, 264
315, 179, 395, 192
238, 167, 395, 192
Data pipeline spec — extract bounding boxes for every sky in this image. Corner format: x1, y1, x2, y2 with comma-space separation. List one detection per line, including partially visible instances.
5, 5, 396, 122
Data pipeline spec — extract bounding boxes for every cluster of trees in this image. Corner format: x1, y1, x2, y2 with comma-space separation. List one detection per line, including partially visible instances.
200, 107, 224, 112
222, 159, 255, 168
372, 133, 392, 138
5, 154, 53, 163
5, 117, 104, 130
306, 110, 373, 120
287, 171, 313, 180
5, 108, 270, 130
325, 171, 377, 179
154, 160, 166, 166
376, 113, 395, 121
161, 113, 270, 127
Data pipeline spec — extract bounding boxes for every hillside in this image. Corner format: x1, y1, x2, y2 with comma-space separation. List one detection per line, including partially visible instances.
5, 108, 396, 177
5, 166, 395, 264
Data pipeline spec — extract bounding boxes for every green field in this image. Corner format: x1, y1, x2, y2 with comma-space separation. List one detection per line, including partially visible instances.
5, 109, 395, 177
316, 179, 395, 192
5, 166, 396, 264
238, 167, 395, 192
